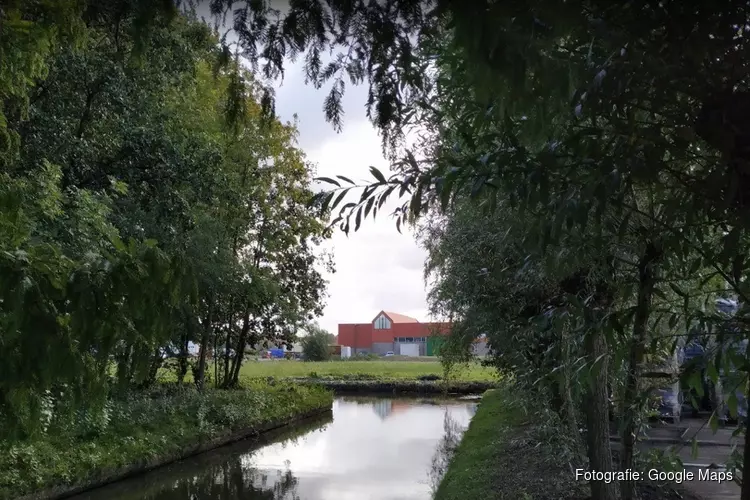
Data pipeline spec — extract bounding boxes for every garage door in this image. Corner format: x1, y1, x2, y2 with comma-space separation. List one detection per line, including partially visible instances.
399, 343, 420, 357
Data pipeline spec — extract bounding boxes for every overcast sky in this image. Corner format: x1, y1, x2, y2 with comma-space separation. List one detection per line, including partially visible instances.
272, 68, 430, 334
196, 5, 432, 334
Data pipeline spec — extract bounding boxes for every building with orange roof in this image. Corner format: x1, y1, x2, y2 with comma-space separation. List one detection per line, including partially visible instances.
337, 310, 457, 356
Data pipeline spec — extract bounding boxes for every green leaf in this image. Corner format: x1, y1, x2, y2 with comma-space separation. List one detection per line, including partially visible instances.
720, 226, 742, 266
404, 150, 419, 170
709, 412, 719, 433
669, 283, 687, 298
707, 361, 719, 383
688, 370, 704, 396
470, 176, 485, 198
320, 191, 335, 213
364, 196, 375, 219
331, 190, 348, 210
336, 175, 356, 185
379, 185, 396, 209
354, 207, 362, 231
689, 257, 702, 275
316, 177, 341, 187
110, 235, 126, 252
369, 166, 386, 184
668, 314, 678, 329
410, 183, 424, 219
439, 176, 454, 211
360, 185, 376, 202
728, 391, 738, 419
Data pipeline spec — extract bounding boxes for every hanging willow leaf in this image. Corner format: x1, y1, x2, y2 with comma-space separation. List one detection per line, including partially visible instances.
364, 196, 375, 219
320, 191, 335, 213
336, 175, 356, 185
370, 166, 387, 183
316, 177, 341, 187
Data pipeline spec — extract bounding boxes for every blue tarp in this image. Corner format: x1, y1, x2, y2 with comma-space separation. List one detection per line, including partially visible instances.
269, 348, 285, 358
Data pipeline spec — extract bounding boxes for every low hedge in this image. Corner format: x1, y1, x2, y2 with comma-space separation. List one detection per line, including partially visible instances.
0, 382, 332, 499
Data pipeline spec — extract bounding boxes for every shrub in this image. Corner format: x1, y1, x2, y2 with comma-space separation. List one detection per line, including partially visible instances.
301, 331, 331, 361
0, 383, 333, 498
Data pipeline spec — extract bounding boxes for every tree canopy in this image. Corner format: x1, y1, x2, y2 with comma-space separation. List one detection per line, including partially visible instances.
0, 0, 331, 438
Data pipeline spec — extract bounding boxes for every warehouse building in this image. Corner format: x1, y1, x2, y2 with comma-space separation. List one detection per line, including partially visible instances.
337, 311, 488, 357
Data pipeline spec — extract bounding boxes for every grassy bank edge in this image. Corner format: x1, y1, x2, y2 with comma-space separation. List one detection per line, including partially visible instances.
289, 378, 498, 395
234, 360, 497, 383
434, 387, 588, 500
7, 385, 333, 500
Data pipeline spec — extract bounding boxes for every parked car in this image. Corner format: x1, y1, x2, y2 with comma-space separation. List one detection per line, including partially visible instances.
384, 351, 394, 357
676, 299, 748, 422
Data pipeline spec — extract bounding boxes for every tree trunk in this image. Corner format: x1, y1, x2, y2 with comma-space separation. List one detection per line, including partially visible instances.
213, 321, 219, 389
178, 331, 189, 384
223, 315, 233, 387
140, 348, 162, 388
196, 297, 214, 391
561, 323, 584, 463
550, 379, 565, 417
584, 327, 618, 500
229, 311, 252, 387
115, 344, 133, 390
621, 242, 661, 500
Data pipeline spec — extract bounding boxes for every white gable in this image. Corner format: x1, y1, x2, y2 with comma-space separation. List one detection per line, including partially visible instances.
374, 314, 392, 330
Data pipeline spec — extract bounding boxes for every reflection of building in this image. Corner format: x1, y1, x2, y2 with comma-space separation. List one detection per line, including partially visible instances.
370, 400, 415, 420
372, 400, 393, 419
337, 311, 490, 357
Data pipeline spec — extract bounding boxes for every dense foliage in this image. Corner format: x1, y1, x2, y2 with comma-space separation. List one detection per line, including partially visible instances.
0, 382, 332, 498
300, 324, 333, 362
0, 1, 331, 440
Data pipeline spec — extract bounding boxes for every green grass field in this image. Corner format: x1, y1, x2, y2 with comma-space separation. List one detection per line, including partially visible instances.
238, 359, 497, 382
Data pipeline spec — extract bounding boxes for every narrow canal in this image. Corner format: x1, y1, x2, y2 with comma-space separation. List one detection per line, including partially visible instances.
68, 395, 479, 500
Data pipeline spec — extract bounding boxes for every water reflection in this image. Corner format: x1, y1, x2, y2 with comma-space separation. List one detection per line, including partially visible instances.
428, 410, 464, 493
71, 417, 331, 500
71, 396, 477, 500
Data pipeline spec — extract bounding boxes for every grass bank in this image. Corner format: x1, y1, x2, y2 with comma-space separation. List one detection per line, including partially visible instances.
435, 388, 705, 500
238, 359, 496, 382
1, 382, 332, 500
434, 387, 588, 500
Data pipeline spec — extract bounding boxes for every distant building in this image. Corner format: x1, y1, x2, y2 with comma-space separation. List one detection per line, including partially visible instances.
337, 311, 449, 356
337, 311, 488, 357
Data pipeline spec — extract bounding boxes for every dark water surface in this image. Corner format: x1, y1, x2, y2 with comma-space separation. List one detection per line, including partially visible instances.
69, 396, 478, 500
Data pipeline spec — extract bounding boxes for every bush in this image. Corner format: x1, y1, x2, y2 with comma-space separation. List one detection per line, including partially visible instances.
0, 383, 333, 498
300, 331, 331, 361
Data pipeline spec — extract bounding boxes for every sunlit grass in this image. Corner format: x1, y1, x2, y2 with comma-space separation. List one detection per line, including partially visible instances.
238, 359, 497, 382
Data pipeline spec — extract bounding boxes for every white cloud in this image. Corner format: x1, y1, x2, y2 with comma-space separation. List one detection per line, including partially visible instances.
303, 120, 429, 334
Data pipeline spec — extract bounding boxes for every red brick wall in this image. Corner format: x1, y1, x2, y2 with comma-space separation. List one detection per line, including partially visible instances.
337, 324, 373, 348
337, 321, 450, 348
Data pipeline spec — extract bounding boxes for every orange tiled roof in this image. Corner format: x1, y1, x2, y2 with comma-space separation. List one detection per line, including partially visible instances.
381, 311, 420, 323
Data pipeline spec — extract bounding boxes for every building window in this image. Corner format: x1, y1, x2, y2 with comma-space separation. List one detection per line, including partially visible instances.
374, 314, 391, 330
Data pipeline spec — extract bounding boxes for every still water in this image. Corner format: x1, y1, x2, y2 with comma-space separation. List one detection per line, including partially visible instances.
69, 396, 478, 500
